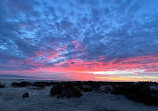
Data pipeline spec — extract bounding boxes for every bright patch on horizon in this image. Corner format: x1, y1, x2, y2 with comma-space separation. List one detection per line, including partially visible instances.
85, 69, 145, 75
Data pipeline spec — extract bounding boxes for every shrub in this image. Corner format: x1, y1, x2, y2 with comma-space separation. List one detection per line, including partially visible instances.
126, 82, 158, 106
32, 82, 48, 88
47, 81, 57, 86
86, 81, 100, 91
112, 86, 128, 95
0, 83, 5, 88
77, 85, 93, 92
104, 86, 112, 93
11, 81, 31, 87
62, 84, 82, 98
112, 82, 158, 106
50, 84, 63, 96
152, 89, 158, 95
50, 84, 82, 98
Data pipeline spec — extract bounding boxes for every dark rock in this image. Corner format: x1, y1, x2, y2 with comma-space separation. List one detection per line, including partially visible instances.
22, 92, 29, 98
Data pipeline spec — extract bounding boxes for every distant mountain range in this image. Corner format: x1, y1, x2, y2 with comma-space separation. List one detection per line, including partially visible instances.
0, 75, 39, 79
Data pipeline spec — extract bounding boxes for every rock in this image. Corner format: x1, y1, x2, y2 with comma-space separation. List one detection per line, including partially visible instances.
22, 92, 29, 98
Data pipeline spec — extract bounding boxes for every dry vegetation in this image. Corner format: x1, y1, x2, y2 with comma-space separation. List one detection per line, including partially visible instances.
8, 81, 158, 106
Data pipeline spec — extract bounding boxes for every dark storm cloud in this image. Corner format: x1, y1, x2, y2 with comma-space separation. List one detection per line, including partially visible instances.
0, 0, 158, 70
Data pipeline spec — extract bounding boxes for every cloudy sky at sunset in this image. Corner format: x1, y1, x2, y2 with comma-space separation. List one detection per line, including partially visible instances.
0, 0, 158, 81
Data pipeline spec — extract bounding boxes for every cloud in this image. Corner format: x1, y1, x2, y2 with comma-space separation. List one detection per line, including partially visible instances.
0, 0, 158, 81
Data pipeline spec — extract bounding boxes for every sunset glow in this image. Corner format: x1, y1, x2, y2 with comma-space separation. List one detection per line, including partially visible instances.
0, 0, 158, 81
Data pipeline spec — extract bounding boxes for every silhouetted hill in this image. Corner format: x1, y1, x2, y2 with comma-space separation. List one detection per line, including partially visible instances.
0, 75, 38, 79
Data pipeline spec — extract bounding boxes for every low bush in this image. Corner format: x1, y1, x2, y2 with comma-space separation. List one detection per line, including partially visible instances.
77, 85, 93, 92
47, 81, 58, 86
112, 86, 128, 95
104, 86, 112, 93
126, 82, 158, 106
32, 82, 48, 88
112, 82, 158, 106
0, 83, 5, 88
50, 84, 82, 98
11, 81, 31, 87
50, 84, 63, 96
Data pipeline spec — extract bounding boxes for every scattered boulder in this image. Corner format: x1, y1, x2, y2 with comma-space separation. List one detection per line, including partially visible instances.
22, 92, 29, 98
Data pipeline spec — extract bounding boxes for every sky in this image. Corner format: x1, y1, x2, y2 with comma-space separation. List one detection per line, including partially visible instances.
0, 0, 158, 81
